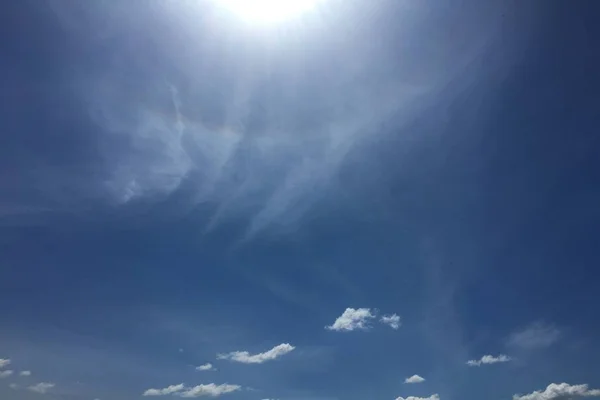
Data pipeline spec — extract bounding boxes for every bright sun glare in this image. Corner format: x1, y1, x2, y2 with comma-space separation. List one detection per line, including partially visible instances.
215, 0, 322, 23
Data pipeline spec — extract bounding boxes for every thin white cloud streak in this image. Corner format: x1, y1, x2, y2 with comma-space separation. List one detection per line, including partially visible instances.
381, 314, 401, 329
9, 383, 18, 389
179, 384, 241, 398
20, 370, 32, 376
513, 383, 600, 400
196, 363, 215, 371
404, 375, 425, 384
28, 382, 55, 394
326, 308, 375, 331
143, 384, 185, 396
217, 343, 295, 364
508, 322, 560, 349
0, 370, 14, 378
466, 354, 511, 367
0, 358, 10, 368
396, 394, 440, 400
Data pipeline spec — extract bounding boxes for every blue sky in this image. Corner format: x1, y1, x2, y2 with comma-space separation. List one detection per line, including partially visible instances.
1, 1, 600, 400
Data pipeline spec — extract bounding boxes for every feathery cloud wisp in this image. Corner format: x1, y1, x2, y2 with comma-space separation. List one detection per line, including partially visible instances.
508, 322, 560, 349
0, 370, 14, 378
28, 382, 55, 394
381, 314, 401, 329
513, 383, 600, 400
0, 359, 11, 368
20, 370, 32, 376
179, 383, 241, 398
397, 394, 440, 400
466, 354, 511, 367
404, 375, 425, 384
143, 384, 185, 396
326, 308, 376, 331
217, 343, 295, 364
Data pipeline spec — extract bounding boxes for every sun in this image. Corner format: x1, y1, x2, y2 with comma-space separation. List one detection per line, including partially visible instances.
214, 0, 322, 23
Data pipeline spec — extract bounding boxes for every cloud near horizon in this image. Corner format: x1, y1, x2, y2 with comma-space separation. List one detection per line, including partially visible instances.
217, 343, 295, 364
513, 383, 600, 400
396, 394, 440, 400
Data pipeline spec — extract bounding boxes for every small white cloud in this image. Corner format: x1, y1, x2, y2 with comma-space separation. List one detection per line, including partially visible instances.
381, 314, 401, 330
508, 322, 560, 349
179, 383, 241, 398
143, 384, 185, 396
396, 394, 440, 400
196, 363, 215, 371
0, 358, 11, 368
9, 383, 18, 390
20, 370, 32, 376
28, 382, 55, 394
217, 343, 295, 364
326, 308, 376, 331
0, 370, 14, 378
513, 383, 600, 400
404, 375, 425, 384
467, 354, 511, 367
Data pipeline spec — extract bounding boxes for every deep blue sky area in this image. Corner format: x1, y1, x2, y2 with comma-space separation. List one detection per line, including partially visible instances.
1, 1, 600, 400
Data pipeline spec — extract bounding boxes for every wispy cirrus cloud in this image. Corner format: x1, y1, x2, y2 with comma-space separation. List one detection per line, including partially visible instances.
28, 382, 55, 394
404, 375, 425, 384
396, 394, 440, 400
326, 308, 376, 331
217, 343, 295, 364
508, 322, 560, 349
180, 384, 241, 398
20, 370, 32, 376
0, 358, 10, 368
380, 314, 401, 329
513, 383, 600, 400
143, 384, 185, 396
0, 370, 14, 378
466, 354, 511, 367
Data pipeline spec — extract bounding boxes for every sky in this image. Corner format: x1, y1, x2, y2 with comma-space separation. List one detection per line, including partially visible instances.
1, 1, 600, 400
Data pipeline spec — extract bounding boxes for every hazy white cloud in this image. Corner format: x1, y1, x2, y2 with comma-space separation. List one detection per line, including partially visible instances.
143, 384, 185, 396
179, 383, 241, 398
381, 314, 401, 330
508, 322, 560, 349
0, 358, 10, 368
404, 375, 425, 384
467, 354, 511, 367
326, 308, 376, 331
20, 370, 32, 376
196, 363, 215, 371
396, 394, 440, 400
217, 343, 295, 364
9, 383, 18, 389
28, 382, 55, 394
513, 383, 600, 400
0, 370, 14, 378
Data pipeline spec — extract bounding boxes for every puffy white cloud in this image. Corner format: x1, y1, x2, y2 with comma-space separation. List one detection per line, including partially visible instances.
508, 322, 560, 349
143, 384, 185, 396
467, 354, 511, 367
396, 394, 440, 400
196, 363, 215, 371
28, 382, 55, 394
513, 383, 600, 400
404, 375, 425, 384
20, 370, 32, 376
381, 314, 401, 330
179, 383, 241, 398
217, 343, 295, 364
0, 358, 11, 368
0, 370, 14, 378
326, 308, 376, 331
